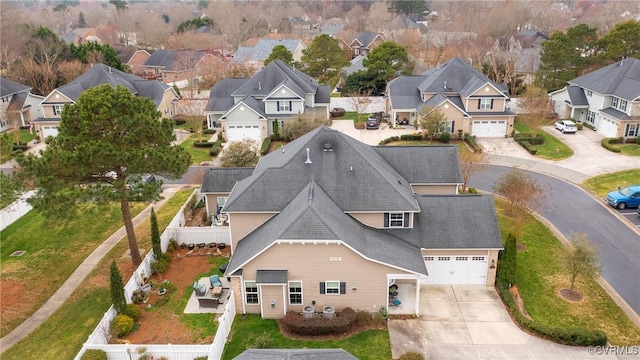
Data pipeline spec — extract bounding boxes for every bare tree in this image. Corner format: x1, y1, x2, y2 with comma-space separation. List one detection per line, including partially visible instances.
565, 233, 601, 292
493, 167, 545, 240
345, 89, 372, 123
417, 106, 447, 141
346, 4, 367, 32
367, 2, 392, 33
280, 112, 330, 141
15, 58, 58, 96
459, 151, 485, 194
519, 86, 555, 137
57, 60, 87, 84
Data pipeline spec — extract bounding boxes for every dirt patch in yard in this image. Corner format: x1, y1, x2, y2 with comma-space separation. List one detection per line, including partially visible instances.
0, 280, 29, 335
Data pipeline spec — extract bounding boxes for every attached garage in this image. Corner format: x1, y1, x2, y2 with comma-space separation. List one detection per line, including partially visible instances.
41, 126, 59, 139
471, 120, 507, 138
597, 117, 618, 138
422, 255, 488, 285
227, 124, 261, 143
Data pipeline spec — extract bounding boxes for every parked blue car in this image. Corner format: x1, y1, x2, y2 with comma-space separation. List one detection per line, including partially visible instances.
606, 185, 640, 209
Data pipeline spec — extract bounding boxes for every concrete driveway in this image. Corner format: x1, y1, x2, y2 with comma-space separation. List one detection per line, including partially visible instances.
388, 286, 624, 360
330, 119, 417, 146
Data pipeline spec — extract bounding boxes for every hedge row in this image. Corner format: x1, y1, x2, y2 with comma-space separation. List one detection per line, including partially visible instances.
513, 133, 545, 145
281, 307, 357, 336
601, 138, 622, 153
379, 136, 400, 145
209, 139, 224, 156
496, 281, 607, 346
193, 141, 215, 148
203, 128, 216, 134
518, 141, 538, 155
400, 134, 422, 141
582, 122, 596, 131
464, 134, 481, 152
261, 137, 271, 155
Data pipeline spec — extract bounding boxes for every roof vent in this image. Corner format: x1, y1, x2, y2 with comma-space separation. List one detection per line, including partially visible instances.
304, 148, 312, 164
323, 143, 333, 152
258, 81, 261, 90
281, 145, 285, 153
444, 80, 447, 89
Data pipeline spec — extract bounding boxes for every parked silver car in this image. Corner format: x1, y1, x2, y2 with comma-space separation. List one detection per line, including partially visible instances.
554, 120, 577, 134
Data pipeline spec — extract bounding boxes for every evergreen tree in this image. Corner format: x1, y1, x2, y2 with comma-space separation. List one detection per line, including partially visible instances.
78, 11, 87, 28
264, 45, 294, 66
498, 233, 517, 286
301, 34, 349, 84
387, 0, 429, 15
151, 207, 161, 260
110, 261, 126, 313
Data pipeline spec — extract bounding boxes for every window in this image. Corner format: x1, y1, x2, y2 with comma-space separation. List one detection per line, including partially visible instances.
625, 123, 638, 137
288, 281, 302, 305
472, 256, 485, 261
320, 281, 345, 294
586, 90, 592, 97
611, 97, 618, 108
425, 256, 434, 261
619, 99, 628, 112
455, 256, 468, 261
277, 101, 291, 112
244, 281, 258, 304
384, 212, 410, 228
446, 121, 454, 133
479, 98, 493, 110
586, 110, 595, 124
53, 105, 64, 116
437, 256, 451, 261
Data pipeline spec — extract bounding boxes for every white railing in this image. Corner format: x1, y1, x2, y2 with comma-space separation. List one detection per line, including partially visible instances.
123, 250, 155, 304
80, 344, 210, 360
0, 190, 36, 231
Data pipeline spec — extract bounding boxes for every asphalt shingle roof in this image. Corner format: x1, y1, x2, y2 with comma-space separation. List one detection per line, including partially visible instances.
233, 39, 303, 63
233, 60, 317, 99
373, 145, 463, 184
205, 78, 250, 112
256, 270, 288, 284
1, 77, 31, 97
566, 85, 589, 106
568, 57, 640, 101
601, 107, 631, 120
144, 49, 206, 70
201, 168, 255, 193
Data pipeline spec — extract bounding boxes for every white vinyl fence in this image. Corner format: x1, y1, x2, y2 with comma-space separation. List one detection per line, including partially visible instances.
75, 188, 237, 360
330, 96, 385, 113
0, 190, 36, 231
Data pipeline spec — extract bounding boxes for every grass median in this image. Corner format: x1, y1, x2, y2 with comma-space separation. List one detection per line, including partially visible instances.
1, 188, 194, 359
583, 169, 640, 197
514, 120, 573, 160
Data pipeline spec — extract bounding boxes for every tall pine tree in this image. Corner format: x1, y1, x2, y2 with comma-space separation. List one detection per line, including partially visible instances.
151, 207, 161, 260
110, 261, 126, 313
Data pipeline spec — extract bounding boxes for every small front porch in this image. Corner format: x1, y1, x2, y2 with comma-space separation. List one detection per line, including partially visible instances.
387, 278, 420, 316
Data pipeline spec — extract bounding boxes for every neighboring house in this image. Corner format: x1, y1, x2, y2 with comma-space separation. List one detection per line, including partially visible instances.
319, 18, 348, 37
233, 39, 307, 70
60, 27, 102, 45
115, 46, 152, 75
549, 57, 640, 139
200, 126, 502, 319
142, 49, 223, 87
0, 77, 43, 132
288, 16, 312, 31
489, 30, 549, 85
342, 32, 385, 58
204, 59, 330, 143
386, 57, 515, 137
33, 63, 178, 139
385, 14, 426, 38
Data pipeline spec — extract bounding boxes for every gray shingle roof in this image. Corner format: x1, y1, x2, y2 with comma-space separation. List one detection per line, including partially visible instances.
354, 32, 381, 48
144, 49, 206, 71
233, 60, 318, 99
601, 107, 631, 120
388, 14, 421, 30
566, 85, 589, 106
1, 77, 31, 97
256, 270, 288, 284
387, 75, 426, 109
385, 195, 503, 250
226, 181, 427, 276
568, 57, 640, 101
315, 85, 331, 104
54, 63, 172, 106
234, 349, 358, 360
201, 168, 255, 193
373, 145, 463, 183
342, 55, 366, 75
224, 126, 420, 213
233, 39, 303, 63
205, 78, 250, 112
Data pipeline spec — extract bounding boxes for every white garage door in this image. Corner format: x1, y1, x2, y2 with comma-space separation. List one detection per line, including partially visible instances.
472, 120, 507, 138
41, 126, 59, 138
597, 118, 618, 138
227, 125, 261, 143
423, 256, 487, 285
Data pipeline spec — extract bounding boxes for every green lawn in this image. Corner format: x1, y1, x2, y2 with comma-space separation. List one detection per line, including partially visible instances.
333, 111, 373, 123
496, 200, 640, 345
179, 132, 216, 165
609, 142, 640, 156
19, 128, 37, 144
0, 202, 146, 337
2, 188, 194, 360
513, 120, 573, 160
582, 169, 640, 197
221, 315, 390, 360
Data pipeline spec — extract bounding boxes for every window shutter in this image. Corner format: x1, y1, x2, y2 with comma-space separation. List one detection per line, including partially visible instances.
319, 282, 325, 294
490, 99, 494, 109
289, 101, 292, 111
404, 213, 409, 227
277, 101, 280, 110
340, 282, 346, 294
477, 100, 480, 109
451, 121, 455, 133
384, 213, 389, 227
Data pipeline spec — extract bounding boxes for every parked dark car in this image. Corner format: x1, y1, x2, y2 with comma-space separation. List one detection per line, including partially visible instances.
366, 117, 379, 129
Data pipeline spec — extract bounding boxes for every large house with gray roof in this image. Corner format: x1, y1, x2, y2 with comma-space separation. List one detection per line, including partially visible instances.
204, 60, 330, 143
549, 57, 640, 139
386, 57, 515, 137
0, 77, 43, 133
341, 32, 385, 59
233, 39, 306, 70
33, 63, 178, 139
200, 126, 502, 319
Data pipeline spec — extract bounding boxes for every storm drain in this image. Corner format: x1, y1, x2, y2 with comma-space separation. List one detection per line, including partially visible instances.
10, 250, 26, 257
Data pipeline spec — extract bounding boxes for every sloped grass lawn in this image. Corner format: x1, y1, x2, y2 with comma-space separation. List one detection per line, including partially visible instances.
496, 200, 640, 345
180, 132, 216, 165
2, 188, 194, 360
514, 120, 573, 160
221, 314, 390, 360
333, 111, 373, 123
582, 169, 640, 197
608, 142, 640, 156
0, 202, 146, 337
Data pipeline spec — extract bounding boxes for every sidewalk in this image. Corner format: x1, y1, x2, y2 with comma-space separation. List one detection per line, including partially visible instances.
0, 186, 182, 353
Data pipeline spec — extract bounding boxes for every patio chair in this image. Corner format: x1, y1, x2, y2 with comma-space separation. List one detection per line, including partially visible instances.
193, 282, 206, 297
209, 275, 222, 289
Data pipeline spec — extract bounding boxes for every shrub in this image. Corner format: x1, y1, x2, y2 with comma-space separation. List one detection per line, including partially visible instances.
575, 123, 583, 130
281, 307, 357, 336
379, 136, 400, 145
601, 138, 621, 153
261, 137, 272, 155
210, 145, 221, 156
517, 140, 538, 155
193, 141, 215, 148
81, 349, 108, 360
468, 187, 477, 194
400, 134, 423, 141
637, 136, 640, 145
399, 352, 425, 360
109, 261, 126, 313
151, 253, 171, 275
12, 144, 28, 151
354, 310, 374, 326
583, 122, 596, 131
203, 128, 216, 134
174, 118, 186, 126
122, 303, 141, 322
513, 133, 545, 145
440, 131, 451, 143
110, 314, 135, 337
623, 136, 639, 144
464, 133, 481, 152
217, 132, 224, 141
354, 122, 365, 130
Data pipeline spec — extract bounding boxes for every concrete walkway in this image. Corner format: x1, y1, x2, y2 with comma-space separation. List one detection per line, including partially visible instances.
389, 286, 628, 360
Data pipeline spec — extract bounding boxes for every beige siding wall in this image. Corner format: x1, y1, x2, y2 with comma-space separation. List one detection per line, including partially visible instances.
229, 212, 276, 251
260, 284, 286, 319
237, 243, 410, 317
486, 249, 499, 287
349, 212, 383, 227
470, 85, 503, 97
158, 90, 178, 118
411, 184, 457, 195
204, 192, 230, 217
466, 98, 507, 112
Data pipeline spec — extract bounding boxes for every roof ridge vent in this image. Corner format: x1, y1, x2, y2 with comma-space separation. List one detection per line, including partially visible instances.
308, 181, 314, 201
304, 148, 312, 164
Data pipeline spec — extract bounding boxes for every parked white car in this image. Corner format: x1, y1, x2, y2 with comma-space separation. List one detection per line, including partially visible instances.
554, 120, 578, 134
